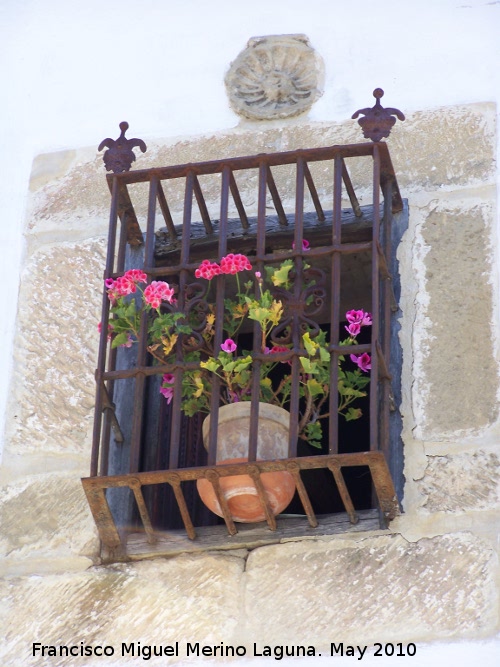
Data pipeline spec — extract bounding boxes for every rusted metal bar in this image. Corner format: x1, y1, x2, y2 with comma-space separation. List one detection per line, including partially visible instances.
368, 454, 398, 522
206, 167, 231, 466
286, 462, 318, 528
92, 176, 120, 477
169, 172, 194, 471
328, 155, 343, 455
370, 145, 381, 453
100, 382, 124, 443
129, 478, 156, 544
169, 475, 196, 539
157, 182, 178, 240
204, 470, 237, 535
81, 479, 123, 549
327, 461, 359, 524
82, 451, 399, 548
303, 162, 325, 222
129, 176, 159, 473
379, 180, 394, 459
193, 174, 213, 234
248, 465, 277, 530
287, 157, 306, 458
247, 162, 268, 463
266, 168, 288, 227
228, 171, 249, 229
108, 143, 376, 185
341, 159, 362, 217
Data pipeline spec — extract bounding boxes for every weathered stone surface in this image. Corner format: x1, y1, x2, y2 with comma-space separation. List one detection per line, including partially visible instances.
6, 238, 106, 455
0, 555, 244, 666
243, 533, 496, 645
418, 451, 500, 513
0, 475, 98, 574
417, 202, 497, 436
391, 103, 496, 192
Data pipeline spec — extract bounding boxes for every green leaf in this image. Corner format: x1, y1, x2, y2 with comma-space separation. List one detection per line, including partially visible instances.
306, 378, 324, 398
345, 407, 362, 421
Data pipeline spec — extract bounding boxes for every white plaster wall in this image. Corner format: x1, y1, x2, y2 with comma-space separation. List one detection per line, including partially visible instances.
1, 0, 499, 663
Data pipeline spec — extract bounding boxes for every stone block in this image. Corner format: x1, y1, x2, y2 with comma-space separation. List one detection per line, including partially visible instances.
243, 533, 496, 646
418, 451, 500, 513
0, 554, 244, 666
0, 474, 98, 574
6, 238, 106, 456
417, 202, 497, 436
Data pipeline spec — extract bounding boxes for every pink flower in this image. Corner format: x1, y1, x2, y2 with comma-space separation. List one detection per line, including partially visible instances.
350, 353, 371, 372
144, 281, 175, 309
221, 338, 237, 353
195, 259, 221, 280
345, 322, 361, 336
219, 253, 252, 275
105, 269, 149, 301
162, 373, 175, 384
255, 271, 262, 279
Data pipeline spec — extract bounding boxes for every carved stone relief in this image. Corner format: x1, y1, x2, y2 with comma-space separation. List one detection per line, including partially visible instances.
225, 35, 324, 120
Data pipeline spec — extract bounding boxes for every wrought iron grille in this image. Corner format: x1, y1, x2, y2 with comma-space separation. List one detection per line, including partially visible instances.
83, 141, 402, 557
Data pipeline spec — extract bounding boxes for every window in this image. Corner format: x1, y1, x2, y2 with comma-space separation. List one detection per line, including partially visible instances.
83, 142, 406, 560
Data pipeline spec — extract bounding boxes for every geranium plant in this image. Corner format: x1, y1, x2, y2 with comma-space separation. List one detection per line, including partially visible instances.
103, 249, 371, 449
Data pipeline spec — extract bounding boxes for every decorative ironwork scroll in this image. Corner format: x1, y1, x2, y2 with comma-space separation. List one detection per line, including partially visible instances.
352, 89, 405, 142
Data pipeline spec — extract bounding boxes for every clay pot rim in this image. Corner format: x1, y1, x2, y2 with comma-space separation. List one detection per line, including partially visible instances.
202, 402, 290, 441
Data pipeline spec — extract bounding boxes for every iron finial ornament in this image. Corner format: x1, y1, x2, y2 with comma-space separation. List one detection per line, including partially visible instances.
352, 89, 405, 142
98, 122, 147, 173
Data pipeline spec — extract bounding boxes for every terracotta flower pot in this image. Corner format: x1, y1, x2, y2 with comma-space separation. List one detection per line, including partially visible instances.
196, 403, 296, 523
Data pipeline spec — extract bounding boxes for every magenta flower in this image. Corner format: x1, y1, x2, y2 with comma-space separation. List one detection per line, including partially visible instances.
160, 373, 175, 403
160, 386, 174, 403
345, 322, 361, 336
350, 353, 371, 372
346, 309, 372, 326
144, 281, 175, 309
221, 338, 237, 353
292, 239, 310, 251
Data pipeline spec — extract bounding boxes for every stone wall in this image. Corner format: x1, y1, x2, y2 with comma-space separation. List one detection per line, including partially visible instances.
1, 102, 499, 665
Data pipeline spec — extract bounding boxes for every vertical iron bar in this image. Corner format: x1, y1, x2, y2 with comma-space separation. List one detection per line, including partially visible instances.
328, 155, 343, 455
169, 172, 194, 470
370, 146, 381, 452
248, 162, 268, 462
207, 167, 231, 466
92, 176, 120, 477
100, 209, 129, 477
130, 176, 158, 473
288, 157, 305, 458
380, 180, 393, 458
